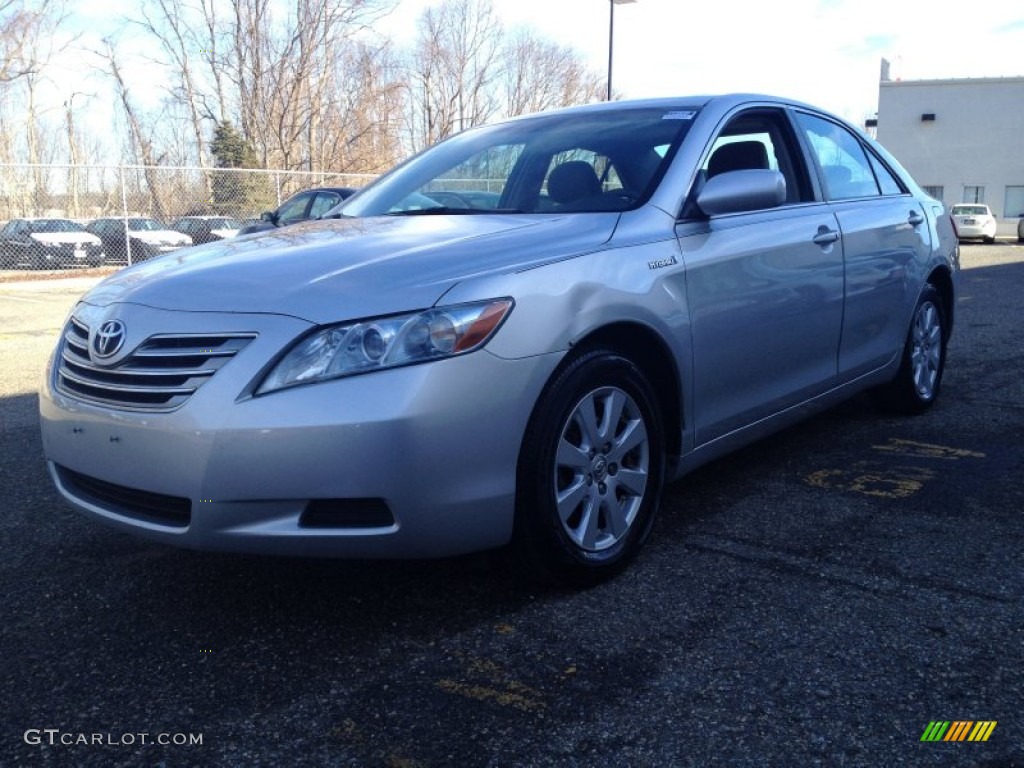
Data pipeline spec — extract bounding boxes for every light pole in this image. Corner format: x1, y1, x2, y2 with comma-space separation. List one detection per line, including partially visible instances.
607, 0, 636, 101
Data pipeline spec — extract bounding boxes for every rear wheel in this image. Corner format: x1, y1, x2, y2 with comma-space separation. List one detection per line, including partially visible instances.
514, 349, 665, 586
872, 284, 947, 414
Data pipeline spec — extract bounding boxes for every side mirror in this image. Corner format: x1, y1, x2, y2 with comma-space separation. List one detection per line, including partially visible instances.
697, 169, 787, 217
260, 210, 277, 224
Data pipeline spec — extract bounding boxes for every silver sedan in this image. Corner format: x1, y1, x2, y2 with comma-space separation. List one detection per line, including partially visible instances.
40, 94, 959, 585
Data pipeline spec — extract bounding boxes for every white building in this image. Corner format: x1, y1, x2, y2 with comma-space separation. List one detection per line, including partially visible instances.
874, 72, 1024, 236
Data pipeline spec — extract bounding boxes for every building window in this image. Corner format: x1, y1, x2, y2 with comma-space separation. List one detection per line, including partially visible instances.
1005, 186, 1024, 218
922, 185, 944, 202
963, 186, 985, 204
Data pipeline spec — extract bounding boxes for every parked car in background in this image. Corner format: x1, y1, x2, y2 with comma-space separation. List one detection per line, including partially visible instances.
86, 217, 192, 264
950, 204, 997, 243
40, 94, 959, 586
0, 218, 104, 269
171, 216, 243, 244
237, 187, 358, 236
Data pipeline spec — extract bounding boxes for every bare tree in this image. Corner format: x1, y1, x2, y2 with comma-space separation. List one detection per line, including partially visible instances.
251, 0, 393, 171
135, 0, 214, 168
63, 91, 83, 216
0, 0, 72, 213
406, 0, 503, 151
404, 0, 605, 151
131, 0, 398, 176
501, 29, 604, 117
1, 0, 49, 83
96, 38, 170, 218
306, 39, 405, 175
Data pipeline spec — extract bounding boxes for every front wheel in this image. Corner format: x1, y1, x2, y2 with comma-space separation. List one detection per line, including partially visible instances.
514, 349, 665, 586
872, 284, 947, 414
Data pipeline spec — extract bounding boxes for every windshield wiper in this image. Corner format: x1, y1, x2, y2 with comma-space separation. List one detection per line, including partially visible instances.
384, 206, 523, 216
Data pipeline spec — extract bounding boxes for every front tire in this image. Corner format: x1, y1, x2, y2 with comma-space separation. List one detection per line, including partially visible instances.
514, 349, 665, 586
872, 284, 947, 414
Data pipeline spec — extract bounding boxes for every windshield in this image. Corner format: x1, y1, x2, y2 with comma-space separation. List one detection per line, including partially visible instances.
952, 205, 988, 216
33, 219, 85, 233
335, 106, 698, 217
127, 218, 164, 231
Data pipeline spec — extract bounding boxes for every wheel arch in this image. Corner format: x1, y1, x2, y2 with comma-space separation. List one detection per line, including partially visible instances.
568, 322, 684, 459
927, 265, 956, 341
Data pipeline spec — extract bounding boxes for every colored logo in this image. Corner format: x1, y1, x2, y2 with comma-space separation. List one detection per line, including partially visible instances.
920, 721, 997, 742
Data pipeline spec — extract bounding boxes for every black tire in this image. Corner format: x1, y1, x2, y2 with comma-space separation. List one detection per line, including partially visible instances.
513, 348, 665, 587
872, 284, 947, 414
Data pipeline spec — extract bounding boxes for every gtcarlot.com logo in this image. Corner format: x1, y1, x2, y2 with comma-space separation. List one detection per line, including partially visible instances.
24, 729, 203, 747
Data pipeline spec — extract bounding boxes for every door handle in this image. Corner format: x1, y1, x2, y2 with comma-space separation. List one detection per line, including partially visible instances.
908, 211, 925, 227
812, 228, 840, 246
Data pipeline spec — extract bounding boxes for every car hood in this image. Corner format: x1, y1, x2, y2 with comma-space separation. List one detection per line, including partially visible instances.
81, 213, 619, 324
130, 229, 192, 246
31, 232, 101, 246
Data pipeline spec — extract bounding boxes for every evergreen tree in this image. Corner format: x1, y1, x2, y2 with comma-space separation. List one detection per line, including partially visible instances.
209, 121, 272, 215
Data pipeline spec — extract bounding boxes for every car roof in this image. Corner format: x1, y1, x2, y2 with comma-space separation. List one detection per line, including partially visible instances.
92, 216, 162, 222
293, 186, 357, 195
494, 93, 818, 122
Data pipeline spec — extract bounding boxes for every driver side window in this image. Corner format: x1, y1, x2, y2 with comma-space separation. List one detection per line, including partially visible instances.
278, 193, 313, 223
695, 108, 812, 211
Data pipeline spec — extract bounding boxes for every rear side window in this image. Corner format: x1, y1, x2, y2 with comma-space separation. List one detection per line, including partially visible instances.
795, 112, 881, 201
866, 152, 905, 195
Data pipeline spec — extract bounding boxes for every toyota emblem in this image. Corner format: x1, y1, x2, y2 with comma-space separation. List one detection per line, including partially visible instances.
92, 320, 127, 359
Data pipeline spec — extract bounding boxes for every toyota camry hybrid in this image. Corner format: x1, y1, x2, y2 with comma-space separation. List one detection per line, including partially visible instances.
40, 94, 959, 585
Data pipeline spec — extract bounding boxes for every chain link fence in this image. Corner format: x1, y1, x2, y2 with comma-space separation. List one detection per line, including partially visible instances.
0, 163, 377, 272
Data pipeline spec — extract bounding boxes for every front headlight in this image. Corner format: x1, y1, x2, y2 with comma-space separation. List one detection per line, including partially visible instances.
256, 298, 513, 395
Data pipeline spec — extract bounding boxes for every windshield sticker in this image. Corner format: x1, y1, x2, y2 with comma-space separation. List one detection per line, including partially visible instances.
662, 111, 696, 120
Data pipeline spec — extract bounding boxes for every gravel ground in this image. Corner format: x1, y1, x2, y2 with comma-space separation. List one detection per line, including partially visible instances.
1, 244, 1022, 767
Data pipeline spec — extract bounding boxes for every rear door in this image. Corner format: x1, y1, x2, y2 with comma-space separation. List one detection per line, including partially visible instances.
675, 107, 845, 445
792, 110, 931, 378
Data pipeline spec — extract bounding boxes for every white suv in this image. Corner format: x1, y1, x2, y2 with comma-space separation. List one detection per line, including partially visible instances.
951, 204, 997, 243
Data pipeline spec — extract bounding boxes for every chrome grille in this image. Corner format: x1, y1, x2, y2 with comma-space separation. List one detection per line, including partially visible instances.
56, 316, 256, 411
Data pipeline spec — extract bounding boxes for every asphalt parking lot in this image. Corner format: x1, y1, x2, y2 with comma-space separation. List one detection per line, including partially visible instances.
1, 244, 1022, 767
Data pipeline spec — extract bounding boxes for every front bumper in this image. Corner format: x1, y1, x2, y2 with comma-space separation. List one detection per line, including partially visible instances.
40, 305, 560, 558
37, 244, 105, 266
